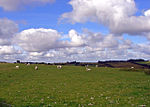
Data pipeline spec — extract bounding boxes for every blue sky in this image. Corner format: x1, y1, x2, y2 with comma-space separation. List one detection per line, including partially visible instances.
0, 0, 150, 62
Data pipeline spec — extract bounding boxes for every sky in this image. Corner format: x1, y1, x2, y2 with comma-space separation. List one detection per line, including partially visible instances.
0, 0, 150, 62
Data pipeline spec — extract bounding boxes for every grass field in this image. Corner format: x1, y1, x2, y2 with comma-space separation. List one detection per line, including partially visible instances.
0, 63, 150, 107
137, 61, 150, 66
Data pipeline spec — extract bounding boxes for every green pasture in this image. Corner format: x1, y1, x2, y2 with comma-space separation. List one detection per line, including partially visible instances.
0, 63, 150, 107
138, 61, 150, 66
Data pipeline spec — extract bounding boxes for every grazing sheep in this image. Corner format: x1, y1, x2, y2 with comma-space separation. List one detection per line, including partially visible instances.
131, 66, 134, 69
86, 67, 91, 71
85, 65, 89, 67
35, 66, 38, 70
95, 65, 98, 67
16, 66, 19, 69
57, 65, 62, 69
27, 63, 30, 66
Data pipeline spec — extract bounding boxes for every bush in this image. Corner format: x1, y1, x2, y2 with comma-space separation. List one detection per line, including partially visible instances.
144, 70, 150, 75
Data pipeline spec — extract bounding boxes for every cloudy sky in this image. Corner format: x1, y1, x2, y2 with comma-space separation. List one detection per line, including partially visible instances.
0, 0, 150, 62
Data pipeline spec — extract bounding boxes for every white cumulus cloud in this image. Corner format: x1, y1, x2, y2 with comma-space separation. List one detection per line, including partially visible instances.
68, 29, 85, 46
0, 18, 18, 46
13, 28, 62, 52
0, 28, 148, 62
0, 46, 19, 55
144, 9, 150, 17
0, 18, 18, 39
13, 28, 87, 52
61, 0, 150, 38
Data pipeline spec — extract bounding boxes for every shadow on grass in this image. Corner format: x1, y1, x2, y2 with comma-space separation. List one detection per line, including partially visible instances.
22, 101, 80, 107
0, 98, 12, 107
0, 98, 80, 107
62, 101, 79, 106
119, 68, 144, 72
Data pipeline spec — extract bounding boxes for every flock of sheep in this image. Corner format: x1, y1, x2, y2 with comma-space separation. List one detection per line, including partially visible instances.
15, 64, 136, 71
15, 64, 95, 71
15, 64, 38, 70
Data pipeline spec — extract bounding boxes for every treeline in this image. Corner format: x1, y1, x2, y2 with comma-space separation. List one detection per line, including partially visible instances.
13, 59, 148, 66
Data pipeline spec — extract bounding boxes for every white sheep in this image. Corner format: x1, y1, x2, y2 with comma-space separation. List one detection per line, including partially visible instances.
85, 65, 89, 67
27, 63, 30, 66
57, 65, 62, 69
35, 66, 38, 70
95, 65, 98, 67
131, 66, 134, 69
16, 66, 19, 69
86, 67, 91, 71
